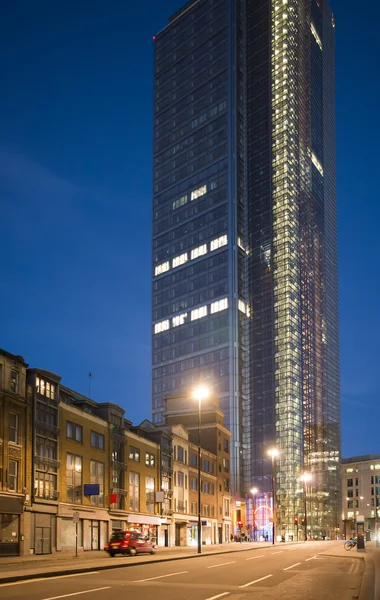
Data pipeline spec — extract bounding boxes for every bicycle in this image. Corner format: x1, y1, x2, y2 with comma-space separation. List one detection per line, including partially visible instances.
344, 538, 357, 550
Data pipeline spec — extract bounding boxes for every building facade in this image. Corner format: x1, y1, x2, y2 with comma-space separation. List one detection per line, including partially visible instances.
0, 347, 232, 556
152, 0, 340, 536
341, 455, 380, 539
0, 350, 30, 557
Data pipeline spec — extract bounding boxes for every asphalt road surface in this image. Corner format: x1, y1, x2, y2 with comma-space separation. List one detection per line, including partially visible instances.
0, 542, 364, 600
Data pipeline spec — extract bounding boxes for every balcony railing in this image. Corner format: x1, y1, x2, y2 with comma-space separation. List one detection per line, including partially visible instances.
36, 420, 60, 437
111, 426, 125, 440
112, 488, 128, 496
111, 460, 128, 471
35, 455, 60, 470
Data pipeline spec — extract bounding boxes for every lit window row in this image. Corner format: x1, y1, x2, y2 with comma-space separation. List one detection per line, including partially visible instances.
210, 235, 228, 251
191, 184, 207, 201
191, 244, 207, 260
211, 298, 228, 314
154, 320, 170, 334
155, 261, 170, 276
311, 23, 323, 50
172, 253, 188, 268
154, 235, 228, 277
312, 152, 324, 176
154, 298, 229, 333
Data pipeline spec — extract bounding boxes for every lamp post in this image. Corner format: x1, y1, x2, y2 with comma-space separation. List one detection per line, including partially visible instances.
192, 385, 209, 554
250, 487, 258, 542
268, 448, 279, 545
300, 473, 312, 541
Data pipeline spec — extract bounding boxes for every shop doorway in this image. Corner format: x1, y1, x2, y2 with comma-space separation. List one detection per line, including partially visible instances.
90, 520, 100, 550
35, 527, 51, 555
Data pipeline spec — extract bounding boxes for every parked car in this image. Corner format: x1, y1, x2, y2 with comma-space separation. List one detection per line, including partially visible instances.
105, 531, 156, 557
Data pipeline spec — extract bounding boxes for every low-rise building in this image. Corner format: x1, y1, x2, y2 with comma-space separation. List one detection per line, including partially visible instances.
341, 454, 380, 538
0, 349, 30, 557
0, 347, 235, 556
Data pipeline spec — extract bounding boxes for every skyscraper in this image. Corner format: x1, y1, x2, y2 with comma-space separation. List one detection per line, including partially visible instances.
152, 0, 340, 537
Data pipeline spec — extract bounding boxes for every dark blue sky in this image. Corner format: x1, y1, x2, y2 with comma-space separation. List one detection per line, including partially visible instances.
0, 1, 378, 458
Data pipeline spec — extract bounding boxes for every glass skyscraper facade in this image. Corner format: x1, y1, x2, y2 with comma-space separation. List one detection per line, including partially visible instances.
152, 0, 340, 537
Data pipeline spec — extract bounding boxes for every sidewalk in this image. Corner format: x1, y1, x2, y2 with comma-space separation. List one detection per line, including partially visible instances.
0, 541, 275, 584
319, 540, 378, 600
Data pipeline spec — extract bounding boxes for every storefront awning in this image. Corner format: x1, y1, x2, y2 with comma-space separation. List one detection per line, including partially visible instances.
0, 496, 23, 515
127, 514, 162, 526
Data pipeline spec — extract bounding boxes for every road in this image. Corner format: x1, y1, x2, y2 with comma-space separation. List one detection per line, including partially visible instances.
0, 542, 364, 600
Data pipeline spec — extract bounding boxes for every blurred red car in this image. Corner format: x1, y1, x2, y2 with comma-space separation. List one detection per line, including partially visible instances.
104, 531, 156, 557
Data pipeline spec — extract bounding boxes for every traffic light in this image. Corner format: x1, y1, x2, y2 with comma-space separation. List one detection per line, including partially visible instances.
301, 518, 305, 525
294, 517, 298, 525
237, 520, 243, 528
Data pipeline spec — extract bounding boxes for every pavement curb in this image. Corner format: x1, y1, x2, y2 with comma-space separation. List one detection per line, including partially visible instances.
359, 556, 375, 600
0, 542, 299, 585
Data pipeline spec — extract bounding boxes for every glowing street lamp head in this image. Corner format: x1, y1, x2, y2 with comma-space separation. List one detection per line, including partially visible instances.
299, 472, 312, 483
250, 487, 258, 495
268, 448, 279, 458
192, 385, 209, 403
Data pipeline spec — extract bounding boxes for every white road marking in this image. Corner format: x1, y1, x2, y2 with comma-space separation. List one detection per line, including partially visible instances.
272, 551, 283, 555
133, 570, 188, 582
283, 562, 301, 571
204, 593, 230, 600
245, 554, 265, 560
305, 556, 317, 562
42, 588, 110, 600
207, 561, 236, 569
0, 573, 100, 588
239, 574, 273, 588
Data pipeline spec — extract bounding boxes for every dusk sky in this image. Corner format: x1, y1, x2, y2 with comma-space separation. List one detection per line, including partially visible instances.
0, 0, 379, 458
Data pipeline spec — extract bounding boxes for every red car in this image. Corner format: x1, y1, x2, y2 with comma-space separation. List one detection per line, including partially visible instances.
105, 531, 156, 557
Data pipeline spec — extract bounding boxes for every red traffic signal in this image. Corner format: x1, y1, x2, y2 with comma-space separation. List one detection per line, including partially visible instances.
237, 520, 243, 528
301, 518, 305, 524
294, 517, 298, 524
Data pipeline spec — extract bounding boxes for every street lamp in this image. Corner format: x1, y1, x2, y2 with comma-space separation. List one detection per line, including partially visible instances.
300, 473, 312, 541
192, 385, 209, 554
250, 487, 258, 541
268, 448, 279, 545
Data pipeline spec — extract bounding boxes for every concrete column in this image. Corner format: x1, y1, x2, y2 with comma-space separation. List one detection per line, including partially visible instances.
20, 510, 31, 556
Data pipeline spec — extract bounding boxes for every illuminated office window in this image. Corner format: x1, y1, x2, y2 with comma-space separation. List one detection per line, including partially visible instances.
190, 185, 207, 201
155, 261, 170, 276
210, 235, 228, 251
172, 313, 188, 327
154, 320, 170, 334
172, 253, 188, 269
191, 244, 207, 260
191, 305, 208, 321
210, 298, 228, 314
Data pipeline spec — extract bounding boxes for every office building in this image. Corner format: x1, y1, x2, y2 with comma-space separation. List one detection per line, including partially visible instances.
152, 0, 340, 536
341, 455, 380, 539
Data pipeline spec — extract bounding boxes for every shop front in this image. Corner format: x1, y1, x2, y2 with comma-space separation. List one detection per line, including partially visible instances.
126, 514, 162, 545
0, 495, 23, 557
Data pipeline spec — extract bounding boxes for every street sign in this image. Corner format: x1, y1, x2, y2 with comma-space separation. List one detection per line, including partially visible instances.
73, 512, 80, 524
